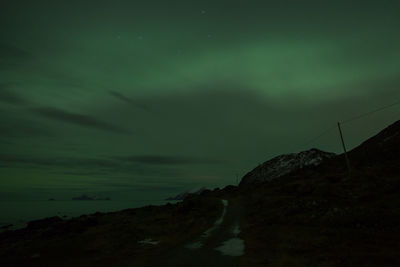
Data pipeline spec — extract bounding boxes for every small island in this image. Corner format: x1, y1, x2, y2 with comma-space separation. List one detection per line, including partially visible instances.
166, 187, 207, 201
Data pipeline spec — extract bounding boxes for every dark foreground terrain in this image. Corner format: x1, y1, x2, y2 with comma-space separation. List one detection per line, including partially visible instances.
0, 196, 224, 266
1, 120, 399, 266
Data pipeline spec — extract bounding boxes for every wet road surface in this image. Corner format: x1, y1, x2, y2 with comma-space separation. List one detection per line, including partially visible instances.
144, 198, 245, 267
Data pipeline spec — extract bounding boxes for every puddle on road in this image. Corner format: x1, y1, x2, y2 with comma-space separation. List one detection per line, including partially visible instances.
185, 200, 245, 256
215, 237, 245, 256
215, 223, 245, 256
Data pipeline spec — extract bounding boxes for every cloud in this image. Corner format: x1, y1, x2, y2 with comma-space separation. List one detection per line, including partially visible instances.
0, 154, 184, 178
115, 155, 222, 165
0, 43, 31, 60
0, 43, 32, 70
0, 83, 29, 105
0, 154, 55, 166
31, 107, 130, 134
0, 154, 120, 173
0, 123, 51, 138
109, 91, 152, 112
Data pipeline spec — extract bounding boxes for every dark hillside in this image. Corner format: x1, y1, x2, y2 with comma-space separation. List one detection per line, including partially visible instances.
238, 120, 400, 266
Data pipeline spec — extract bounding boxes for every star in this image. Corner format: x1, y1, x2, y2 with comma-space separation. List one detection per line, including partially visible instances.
201, 10, 206, 14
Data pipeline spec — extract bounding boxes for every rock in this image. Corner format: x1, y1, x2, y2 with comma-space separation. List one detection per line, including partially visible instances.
72, 194, 94, 200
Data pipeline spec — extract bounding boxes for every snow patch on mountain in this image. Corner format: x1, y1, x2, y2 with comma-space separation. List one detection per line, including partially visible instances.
240, 149, 335, 185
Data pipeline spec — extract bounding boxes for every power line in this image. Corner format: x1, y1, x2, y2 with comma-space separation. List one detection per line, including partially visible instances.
341, 99, 400, 124
299, 99, 399, 150
301, 124, 337, 149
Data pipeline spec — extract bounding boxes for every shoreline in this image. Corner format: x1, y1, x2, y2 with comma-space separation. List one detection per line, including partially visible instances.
0, 199, 180, 233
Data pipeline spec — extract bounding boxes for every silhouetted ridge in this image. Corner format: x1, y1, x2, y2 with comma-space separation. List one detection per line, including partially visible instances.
348, 120, 400, 164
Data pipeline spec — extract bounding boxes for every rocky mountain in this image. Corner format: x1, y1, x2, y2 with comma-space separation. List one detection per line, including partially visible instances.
240, 149, 336, 185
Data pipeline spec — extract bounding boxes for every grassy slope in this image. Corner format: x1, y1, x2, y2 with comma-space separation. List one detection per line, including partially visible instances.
239, 164, 400, 266
0, 195, 222, 266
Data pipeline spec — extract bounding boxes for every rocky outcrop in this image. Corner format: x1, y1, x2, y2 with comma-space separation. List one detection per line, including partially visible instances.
240, 149, 336, 185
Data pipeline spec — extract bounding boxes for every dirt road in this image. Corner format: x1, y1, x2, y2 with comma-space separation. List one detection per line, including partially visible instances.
144, 198, 245, 267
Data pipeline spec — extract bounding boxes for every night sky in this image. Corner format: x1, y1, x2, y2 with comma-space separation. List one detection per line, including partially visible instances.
1, 0, 400, 200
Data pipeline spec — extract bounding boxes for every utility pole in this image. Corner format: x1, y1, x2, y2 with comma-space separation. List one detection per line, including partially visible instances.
337, 122, 351, 177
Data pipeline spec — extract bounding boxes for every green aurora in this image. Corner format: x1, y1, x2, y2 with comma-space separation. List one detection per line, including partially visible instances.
1, 0, 400, 199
